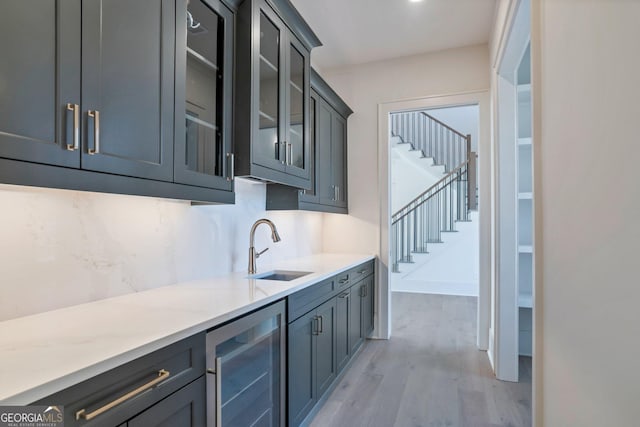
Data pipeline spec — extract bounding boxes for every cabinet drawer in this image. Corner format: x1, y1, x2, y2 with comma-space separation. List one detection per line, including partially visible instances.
127, 376, 206, 427
348, 260, 374, 284
33, 333, 205, 427
288, 278, 335, 322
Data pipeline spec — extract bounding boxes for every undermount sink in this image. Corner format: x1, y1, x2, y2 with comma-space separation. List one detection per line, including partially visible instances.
251, 270, 312, 281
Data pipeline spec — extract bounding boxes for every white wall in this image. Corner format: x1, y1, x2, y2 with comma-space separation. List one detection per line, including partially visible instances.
531, 1, 640, 425
390, 138, 443, 212
320, 45, 489, 255
0, 180, 323, 321
318, 45, 490, 339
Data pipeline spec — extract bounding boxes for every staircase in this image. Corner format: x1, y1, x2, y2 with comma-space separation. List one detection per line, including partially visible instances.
391, 135, 445, 212
390, 111, 478, 273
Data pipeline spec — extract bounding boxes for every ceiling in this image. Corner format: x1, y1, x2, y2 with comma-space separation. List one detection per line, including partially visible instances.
289, 0, 497, 70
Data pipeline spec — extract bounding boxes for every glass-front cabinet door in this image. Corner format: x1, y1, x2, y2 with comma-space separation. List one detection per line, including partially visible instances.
174, 0, 233, 190
206, 301, 285, 427
255, 6, 286, 172
246, 0, 311, 184
285, 38, 310, 179
234, 0, 314, 189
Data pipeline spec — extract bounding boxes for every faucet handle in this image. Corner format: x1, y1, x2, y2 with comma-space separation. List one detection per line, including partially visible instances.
256, 247, 269, 258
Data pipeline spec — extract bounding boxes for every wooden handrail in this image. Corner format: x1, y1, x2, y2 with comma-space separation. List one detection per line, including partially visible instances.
421, 112, 469, 140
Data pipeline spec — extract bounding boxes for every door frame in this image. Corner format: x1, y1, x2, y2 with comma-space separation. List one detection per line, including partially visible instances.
491, 0, 533, 383
376, 90, 491, 351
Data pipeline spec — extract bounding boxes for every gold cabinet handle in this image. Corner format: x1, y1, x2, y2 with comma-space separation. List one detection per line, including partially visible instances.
75, 369, 170, 421
66, 103, 80, 151
88, 110, 100, 155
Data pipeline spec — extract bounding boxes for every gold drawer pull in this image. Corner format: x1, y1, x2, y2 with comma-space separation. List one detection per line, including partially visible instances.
75, 369, 171, 421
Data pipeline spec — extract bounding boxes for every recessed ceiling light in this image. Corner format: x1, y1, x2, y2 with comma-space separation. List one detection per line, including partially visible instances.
409, 0, 424, 3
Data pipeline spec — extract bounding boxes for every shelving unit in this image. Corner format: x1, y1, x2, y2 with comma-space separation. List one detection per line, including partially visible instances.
516, 43, 533, 359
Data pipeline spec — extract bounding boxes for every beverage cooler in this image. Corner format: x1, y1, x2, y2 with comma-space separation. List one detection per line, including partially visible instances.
205, 300, 286, 426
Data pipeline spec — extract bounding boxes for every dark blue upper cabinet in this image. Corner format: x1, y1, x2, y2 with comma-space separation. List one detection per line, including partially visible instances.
234, 0, 320, 189
0, 0, 235, 203
266, 70, 353, 214
81, 0, 175, 181
174, 0, 235, 191
0, 0, 81, 168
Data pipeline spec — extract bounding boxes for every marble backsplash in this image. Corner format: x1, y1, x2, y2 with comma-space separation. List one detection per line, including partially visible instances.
0, 179, 324, 321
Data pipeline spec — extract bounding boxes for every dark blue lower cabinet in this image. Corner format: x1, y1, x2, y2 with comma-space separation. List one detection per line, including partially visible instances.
315, 298, 338, 398
349, 282, 364, 356
32, 334, 205, 427
362, 276, 375, 338
287, 262, 375, 426
126, 376, 206, 427
287, 298, 337, 427
288, 309, 316, 426
336, 290, 351, 373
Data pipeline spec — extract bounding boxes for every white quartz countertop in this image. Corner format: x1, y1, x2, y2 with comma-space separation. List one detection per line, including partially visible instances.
0, 253, 375, 404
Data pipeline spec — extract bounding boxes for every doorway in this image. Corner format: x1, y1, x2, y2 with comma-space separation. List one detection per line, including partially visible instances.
376, 91, 491, 351
493, 0, 534, 384
389, 104, 480, 298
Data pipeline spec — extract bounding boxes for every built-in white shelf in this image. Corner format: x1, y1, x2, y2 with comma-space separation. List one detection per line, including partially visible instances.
517, 83, 531, 104
517, 83, 531, 92
517, 44, 533, 361
518, 294, 533, 308
518, 245, 533, 253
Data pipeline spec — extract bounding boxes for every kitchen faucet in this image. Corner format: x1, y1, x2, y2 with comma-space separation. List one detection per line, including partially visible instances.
248, 218, 281, 274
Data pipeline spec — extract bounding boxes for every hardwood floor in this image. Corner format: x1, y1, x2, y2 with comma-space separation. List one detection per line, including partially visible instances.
309, 292, 532, 427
